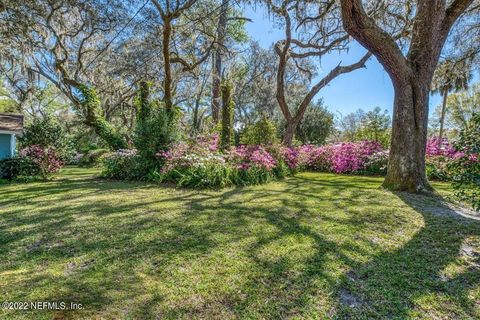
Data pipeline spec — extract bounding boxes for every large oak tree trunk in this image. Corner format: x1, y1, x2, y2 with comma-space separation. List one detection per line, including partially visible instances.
383, 79, 431, 192
339, 0, 474, 192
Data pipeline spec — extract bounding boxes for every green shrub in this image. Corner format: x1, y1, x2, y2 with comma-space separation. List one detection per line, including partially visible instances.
0, 157, 42, 181
100, 149, 162, 181
426, 157, 451, 181
272, 160, 290, 179
134, 104, 181, 163
162, 164, 286, 188
448, 113, 480, 211
101, 151, 137, 180
241, 117, 278, 145
19, 116, 75, 162
172, 164, 235, 188
79, 148, 110, 167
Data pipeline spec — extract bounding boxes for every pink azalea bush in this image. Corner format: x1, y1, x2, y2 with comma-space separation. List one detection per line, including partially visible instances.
101, 131, 476, 187
156, 136, 387, 187
20, 144, 64, 177
227, 145, 277, 171
426, 137, 461, 158
281, 141, 383, 173
425, 137, 478, 181
154, 134, 287, 187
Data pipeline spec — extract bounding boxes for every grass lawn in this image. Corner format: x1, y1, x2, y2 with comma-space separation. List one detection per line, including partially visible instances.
1, 167, 479, 319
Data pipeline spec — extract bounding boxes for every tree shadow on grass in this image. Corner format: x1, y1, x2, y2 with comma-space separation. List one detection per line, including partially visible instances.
330, 191, 480, 319
1, 171, 479, 319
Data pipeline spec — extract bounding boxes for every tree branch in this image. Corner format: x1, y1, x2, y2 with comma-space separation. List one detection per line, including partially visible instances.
339, 0, 409, 84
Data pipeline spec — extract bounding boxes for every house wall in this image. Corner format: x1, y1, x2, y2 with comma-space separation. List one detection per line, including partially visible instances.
0, 133, 13, 159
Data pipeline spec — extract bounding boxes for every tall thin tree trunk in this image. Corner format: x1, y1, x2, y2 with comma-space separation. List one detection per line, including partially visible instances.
211, 0, 228, 124
382, 80, 431, 192
193, 98, 200, 131
163, 18, 173, 110
438, 89, 448, 141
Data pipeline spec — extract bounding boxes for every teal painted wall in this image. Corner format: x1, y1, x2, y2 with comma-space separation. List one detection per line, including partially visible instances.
0, 133, 13, 160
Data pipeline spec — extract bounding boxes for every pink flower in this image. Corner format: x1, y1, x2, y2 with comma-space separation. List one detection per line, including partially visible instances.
426, 137, 457, 158
20, 145, 64, 174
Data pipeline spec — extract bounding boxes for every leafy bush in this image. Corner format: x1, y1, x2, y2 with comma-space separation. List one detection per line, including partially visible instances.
448, 113, 480, 211
0, 157, 41, 180
19, 116, 75, 162
134, 104, 181, 164
241, 117, 278, 145
426, 156, 451, 181
0, 145, 63, 181
78, 148, 110, 167
165, 163, 235, 188
19, 145, 64, 178
363, 150, 389, 175
100, 149, 141, 180
101, 149, 163, 181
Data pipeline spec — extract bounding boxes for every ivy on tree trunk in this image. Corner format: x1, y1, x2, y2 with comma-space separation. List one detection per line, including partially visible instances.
78, 85, 127, 150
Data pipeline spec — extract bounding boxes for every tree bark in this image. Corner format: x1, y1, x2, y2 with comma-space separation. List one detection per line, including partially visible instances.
283, 120, 298, 146
382, 79, 431, 192
439, 89, 448, 140
211, 0, 228, 124
163, 18, 173, 110
193, 98, 200, 131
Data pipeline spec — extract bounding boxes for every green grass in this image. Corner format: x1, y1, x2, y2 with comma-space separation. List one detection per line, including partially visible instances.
0, 166, 479, 319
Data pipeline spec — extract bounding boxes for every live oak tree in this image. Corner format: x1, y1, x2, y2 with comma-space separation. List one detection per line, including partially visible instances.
268, 0, 371, 145
339, 0, 477, 192
149, 0, 216, 110
30, 0, 136, 149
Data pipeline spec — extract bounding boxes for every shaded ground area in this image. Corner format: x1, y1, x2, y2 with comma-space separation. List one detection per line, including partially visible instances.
0, 167, 479, 319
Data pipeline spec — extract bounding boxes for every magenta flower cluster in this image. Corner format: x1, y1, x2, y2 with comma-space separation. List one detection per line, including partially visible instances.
227, 145, 277, 171
282, 141, 383, 173
426, 137, 460, 158
155, 134, 475, 179
20, 144, 64, 174
157, 134, 386, 175
157, 134, 278, 174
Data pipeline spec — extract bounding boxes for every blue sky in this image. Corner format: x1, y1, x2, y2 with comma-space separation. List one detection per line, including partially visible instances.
243, 6, 445, 118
